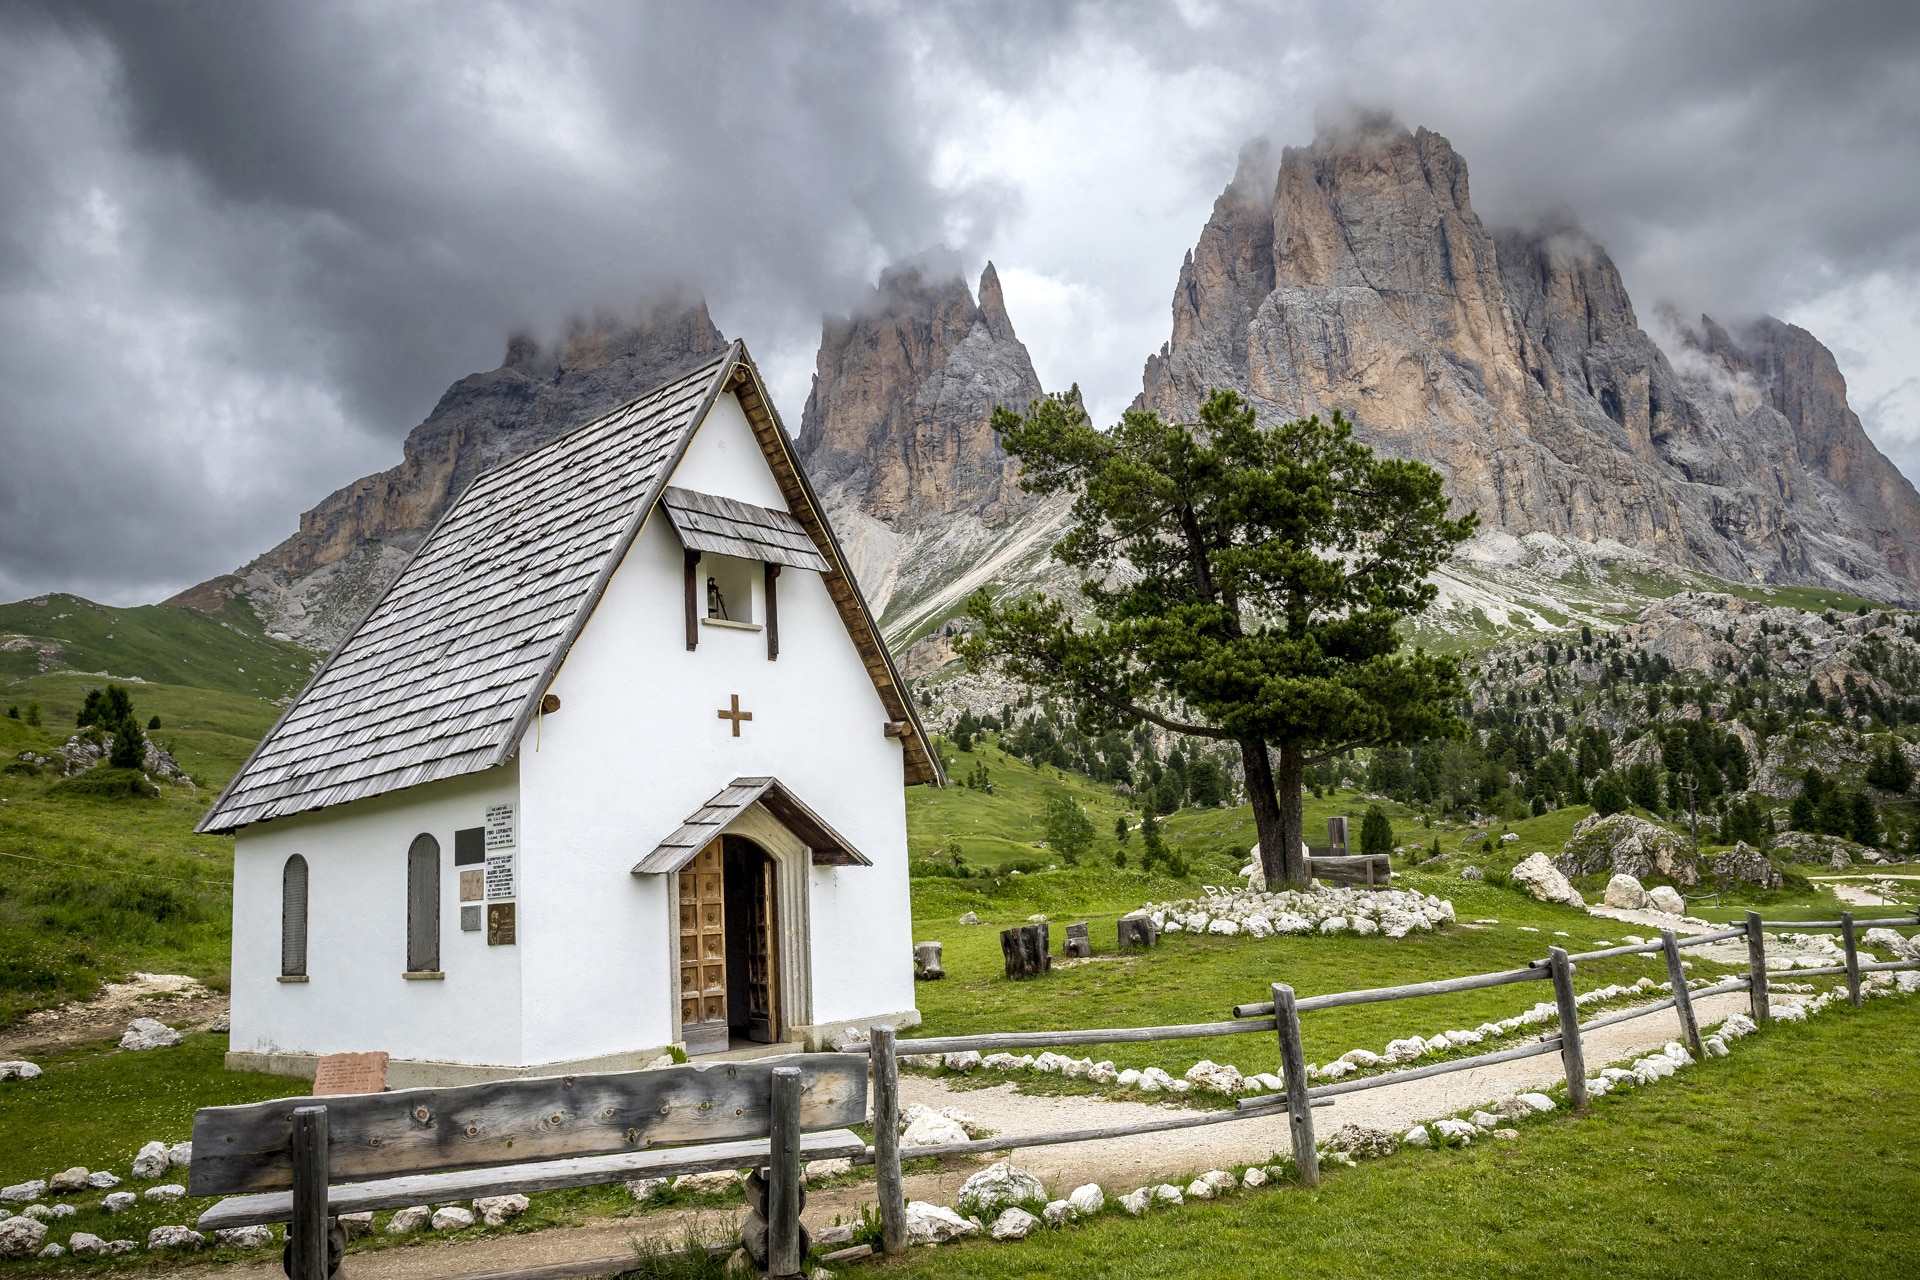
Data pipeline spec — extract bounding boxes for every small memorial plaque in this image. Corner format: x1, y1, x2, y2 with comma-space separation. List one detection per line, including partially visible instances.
485, 853, 516, 900
453, 826, 485, 866
487, 901, 516, 946
312, 1050, 388, 1096
459, 869, 484, 902
461, 904, 482, 932
485, 803, 516, 850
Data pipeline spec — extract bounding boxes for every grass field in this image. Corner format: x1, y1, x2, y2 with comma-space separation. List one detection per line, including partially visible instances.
863, 992, 1920, 1280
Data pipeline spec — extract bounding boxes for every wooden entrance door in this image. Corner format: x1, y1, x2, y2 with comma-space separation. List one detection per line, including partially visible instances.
678, 842, 729, 1056
722, 836, 779, 1044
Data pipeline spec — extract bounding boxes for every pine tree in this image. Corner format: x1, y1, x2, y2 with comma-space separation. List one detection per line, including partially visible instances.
1113, 814, 1130, 844
1848, 792, 1881, 848
24, 702, 40, 727
110, 717, 146, 770
1359, 804, 1393, 858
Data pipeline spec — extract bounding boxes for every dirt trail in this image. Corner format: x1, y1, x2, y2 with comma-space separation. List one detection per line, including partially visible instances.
0, 974, 227, 1058
186, 992, 1751, 1280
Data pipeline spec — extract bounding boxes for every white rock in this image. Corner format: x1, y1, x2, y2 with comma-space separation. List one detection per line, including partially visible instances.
213, 1225, 274, 1249
37, 1243, 62, 1258
1319, 916, 1349, 935
68, 1232, 106, 1255
168, 1142, 192, 1169
1137, 1067, 1173, 1092
1068, 1183, 1105, 1215
102, 1192, 135, 1213
146, 1225, 204, 1250
959, 912, 980, 925
943, 1050, 982, 1073
1662, 1042, 1695, 1067
1603, 874, 1647, 910
47, 1167, 90, 1194
1184, 1060, 1244, 1095
431, 1206, 475, 1231
828, 1027, 869, 1051
385, 1206, 431, 1234
1469, 1110, 1501, 1130
1717, 1012, 1757, 1040
1254, 1071, 1287, 1091
1185, 1179, 1213, 1200
143, 1184, 185, 1202
1153, 1183, 1184, 1204
86, 1172, 120, 1190
1116, 1068, 1142, 1087
1242, 1167, 1268, 1187
1318, 1059, 1353, 1080
673, 1170, 742, 1195
1208, 919, 1240, 936
625, 1177, 667, 1201
903, 1201, 979, 1245
0, 1061, 41, 1082
475, 1194, 528, 1225
47, 1204, 74, 1219
1432, 1119, 1476, 1144
806, 1159, 853, 1184
1443, 1029, 1483, 1047
1587, 1077, 1611, 1096
990, 1207, 1039, 1240
1516, 1092, 1557, 1113
119, 1018, 183, 1051
1168, 1079, 1191, 1093
956, 1161, 1046, 1218
1120, 1189, 1153, 1215
131, 1141, 171, 1179
1509, 853, 1585, 907
1771, 1000, 1808, 1022
1043, 1199, 1074, 1226
1703, 1036, 1729, 1057
1647, 885, 1686, 915
101, 1239, 138, 1255
0, 1181, 45, 1204
1088, 1061, 1118, 1085
1032, 1052, 1071, 1074
1199, 1170, 1236, 1193
901, 1111, 970, 1147
337, 1213, 374, 1238
1403, 1125, 1432, 1148
1338, 1049, 1382, 1068
0, 1217, 45, 1257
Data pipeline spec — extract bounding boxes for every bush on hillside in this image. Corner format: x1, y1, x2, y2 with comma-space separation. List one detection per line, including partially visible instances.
47, 767, 159, 799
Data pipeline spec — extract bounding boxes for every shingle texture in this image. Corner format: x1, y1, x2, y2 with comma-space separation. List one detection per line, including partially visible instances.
661, 487, 831, 571
198, 354, 732, 833
633, 776, 868, 874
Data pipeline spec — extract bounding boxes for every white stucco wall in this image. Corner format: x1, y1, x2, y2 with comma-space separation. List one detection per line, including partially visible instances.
516, 388, 917, 1063
229, 764, 522, 1066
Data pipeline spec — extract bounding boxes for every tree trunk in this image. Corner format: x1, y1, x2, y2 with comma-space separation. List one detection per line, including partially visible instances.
1243, 740, 1310, 889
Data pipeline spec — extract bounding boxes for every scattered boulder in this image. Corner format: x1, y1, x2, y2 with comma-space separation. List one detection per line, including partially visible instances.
86, 1172, 120, 1190
385, 1206, 431, 1234
903, 1202, 979, 1246
1706, 842, 1784, 890
131, 1141, 171, 1179
208, 1013, 231, 1033
1510, 853, 1585, 907
672, 1170, 741, 1195
1183, 1060, 1244, 1095
1136, 1067, 1174, 1092
1185, 1178, 1214, 1200
956, 1162, 1046, 1218
0, 1062, 41, 1082
900, 1109, 970, 1148
337, 1213, 374, 1238
0, 1181, 46, 1204
36, 1242, 62, 1258
1647, 886, 1687, 916
1067, 1183, 1105, 1215
1865, 928, 1919, 960
0, 1217, 46, 1257
475, 1194, 528, 1226
828, 1027, 869, 1052
143, 1185, 185, 1202
959, 912, 980, 925
431, 1206, 475, 1231
1242, 1167, 1268, 1187
21, 1205, 53, 1221
213, 1225, 274, 1249
943, 1050, 981, 1073
1153, 1184, 1184, 1205
1459, 865, 1484, 881
68, 1232, 106, 1255
624, 1177, 667, 1203
1119, 1189, 1153, 1215
1402, 1125, 1431, 1148
168, 1142, 192, 1170
990, 1207, 1038, 1240
805, 1159, 853, 1184
1432, 1119, 1476, 1144
1558, 814, 1694, 885
146, 1225, 204, 1250
1042, 1200, 1074, 1226
1603, 874, 1647, 910
119, 1019, 183, 1051
102, 1192, 135, 1213
1515, 1093, 1557, 1113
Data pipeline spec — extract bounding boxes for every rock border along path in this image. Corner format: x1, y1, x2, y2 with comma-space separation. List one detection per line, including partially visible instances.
185, 992, 1756, 1280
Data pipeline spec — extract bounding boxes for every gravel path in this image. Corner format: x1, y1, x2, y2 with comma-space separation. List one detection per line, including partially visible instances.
184, 991, 1752, 1280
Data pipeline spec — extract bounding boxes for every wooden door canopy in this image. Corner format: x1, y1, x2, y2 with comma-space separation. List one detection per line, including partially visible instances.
661, 487, 831, 572
634, 776, 872, 874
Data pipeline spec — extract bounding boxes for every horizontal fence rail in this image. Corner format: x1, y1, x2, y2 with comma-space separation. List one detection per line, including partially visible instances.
864, 908, 1920, 1257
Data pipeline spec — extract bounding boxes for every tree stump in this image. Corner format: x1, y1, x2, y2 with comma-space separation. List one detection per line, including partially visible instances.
913, 941, 945, 980
1064, 922, 1091, 958
1000, 925, 1050, 979
1117, 912, 1158, 950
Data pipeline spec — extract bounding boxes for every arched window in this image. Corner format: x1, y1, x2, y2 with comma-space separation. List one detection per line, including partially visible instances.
407, 834, 441, 974
281, 854, 308, 978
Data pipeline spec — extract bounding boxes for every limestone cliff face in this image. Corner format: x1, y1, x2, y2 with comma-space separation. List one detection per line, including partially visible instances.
799, 263, 1064, 636
174, 298, 729, 648
1137, 114, 1920, 605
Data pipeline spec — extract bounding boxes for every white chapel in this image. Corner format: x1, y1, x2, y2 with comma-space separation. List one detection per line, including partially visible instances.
199, 344, 941, 1084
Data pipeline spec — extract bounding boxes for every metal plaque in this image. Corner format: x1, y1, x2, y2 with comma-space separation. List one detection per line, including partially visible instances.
487, 901, 516, 946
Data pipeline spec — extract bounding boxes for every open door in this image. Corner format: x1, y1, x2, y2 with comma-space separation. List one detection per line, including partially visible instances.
678, 842, 730, 1056
723, 835, 779, 1044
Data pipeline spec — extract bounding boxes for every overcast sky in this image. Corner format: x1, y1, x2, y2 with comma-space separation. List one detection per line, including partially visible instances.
3, 0, 1917, 605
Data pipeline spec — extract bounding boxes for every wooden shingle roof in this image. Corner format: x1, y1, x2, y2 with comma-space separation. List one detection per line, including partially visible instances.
199, 342, 940, 835
661, 487, 830, 571
631, 776, 870, 874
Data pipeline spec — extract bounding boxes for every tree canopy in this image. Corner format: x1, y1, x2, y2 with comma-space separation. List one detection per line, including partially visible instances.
960, 387, 1476, 886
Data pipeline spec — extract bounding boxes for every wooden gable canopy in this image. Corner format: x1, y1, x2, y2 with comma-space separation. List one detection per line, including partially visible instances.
633, 776, 872, 874
661, 487, 831, 571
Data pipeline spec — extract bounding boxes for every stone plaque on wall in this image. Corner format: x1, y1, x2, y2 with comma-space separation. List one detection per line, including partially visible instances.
461, 905, 482, 932
485, 853, 516, 899
487, 902, 516, 946
312, 1051, 388, 1096
459, 869, 483, 902
486, 803, 516, 850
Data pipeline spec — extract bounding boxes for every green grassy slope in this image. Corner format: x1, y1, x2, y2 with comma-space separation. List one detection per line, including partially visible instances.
0, 592, 318, 700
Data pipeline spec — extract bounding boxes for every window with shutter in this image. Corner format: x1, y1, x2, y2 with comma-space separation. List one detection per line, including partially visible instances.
407, 834, 441, 974
281, 854, 308, 977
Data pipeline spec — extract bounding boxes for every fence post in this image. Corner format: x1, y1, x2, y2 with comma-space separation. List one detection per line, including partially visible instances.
1841, 911, 1862, 1008
870, 1025, 907, 1256
768, 1066, 804, 1278
1271, 983, 1319, 1186
288, 1105, 330, 1280
1546, 948, 1590, 1111
1744, 910, 1770, 1026
1660, 929, 1703, 1058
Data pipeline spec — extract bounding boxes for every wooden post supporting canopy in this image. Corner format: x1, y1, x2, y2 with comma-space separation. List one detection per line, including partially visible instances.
1271, 983, 1319, 1185
1660, 929, 1703, 1058
870, 1026, 906, 1257
1745, 911, 1770, 1025
1841, 911, 1862, 1008
1547, 947, 1589, 1111
765, 563, 781, 660
683, 550, 702, 651
288, 1105, 331, 1280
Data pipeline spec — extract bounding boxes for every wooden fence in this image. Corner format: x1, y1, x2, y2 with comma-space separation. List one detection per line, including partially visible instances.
857, 908, 1920, 1256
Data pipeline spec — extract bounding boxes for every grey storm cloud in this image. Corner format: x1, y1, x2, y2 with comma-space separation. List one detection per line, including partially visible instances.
3, 0, 1919, 603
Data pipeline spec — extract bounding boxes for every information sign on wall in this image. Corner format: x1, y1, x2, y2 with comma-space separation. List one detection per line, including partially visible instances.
485, 853, 516, 900
485, 804, 516, 850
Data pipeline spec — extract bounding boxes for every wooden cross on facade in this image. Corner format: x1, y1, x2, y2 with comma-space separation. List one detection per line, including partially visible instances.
718, 694, 753, 737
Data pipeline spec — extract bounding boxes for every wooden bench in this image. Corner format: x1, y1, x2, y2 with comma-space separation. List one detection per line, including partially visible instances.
1305, 853, 1392, 887
188, 1054, 868, 1279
